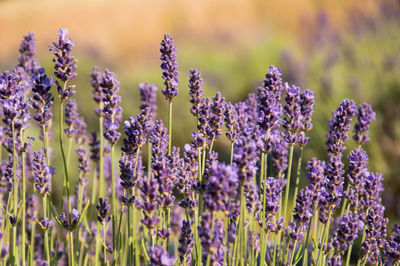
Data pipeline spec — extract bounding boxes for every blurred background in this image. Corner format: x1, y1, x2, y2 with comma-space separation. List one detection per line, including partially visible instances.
0, 0, 399, 224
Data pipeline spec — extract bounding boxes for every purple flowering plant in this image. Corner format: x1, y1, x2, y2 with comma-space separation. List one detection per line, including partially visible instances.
0, 29, 396, 266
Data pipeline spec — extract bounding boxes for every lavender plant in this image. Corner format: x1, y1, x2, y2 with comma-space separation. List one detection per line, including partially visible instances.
0, 29, 397, 266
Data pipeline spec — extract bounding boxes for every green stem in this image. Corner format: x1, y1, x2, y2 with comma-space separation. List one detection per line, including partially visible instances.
59, 96, 74, 266
21, 131, 26, 266
10, 120, 17, 266
316, 208, 332, 266
103, 224, 107, 265
345, 244, 353, 266
230, 142, 234, 165
282, 144, 295, 223
259, 152, 267, 265
290, 147, 303, 222
43, 196, 50, 263
99, 102, 105, 198
168, 99, 172, 155
111, 143, 117, 264
290, 240, 298, 265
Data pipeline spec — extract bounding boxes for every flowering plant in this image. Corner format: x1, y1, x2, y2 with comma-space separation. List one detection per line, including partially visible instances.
0, 29, 398, 266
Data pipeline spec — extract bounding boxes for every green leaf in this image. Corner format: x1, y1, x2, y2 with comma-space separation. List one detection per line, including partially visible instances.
49, 200, 63, 227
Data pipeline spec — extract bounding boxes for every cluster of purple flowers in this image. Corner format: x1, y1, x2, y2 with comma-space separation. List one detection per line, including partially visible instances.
0, 29, 397, 266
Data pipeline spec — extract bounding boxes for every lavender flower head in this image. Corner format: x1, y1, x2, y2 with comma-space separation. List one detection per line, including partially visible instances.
101, 69, 122, 144
150, 120, 169, 161
91, 66, 103, 104
96, 198, 111, 225
326, 99, 357, 155
49, 29, 77, 99
189, 68, 204, 117
149, 245, 175, 266
33, 150, 53, 195
209, 92, 226, 139
224, 101, 239, 143
178, 220, 193, 263
122, 107, 152, 155
139, 82, 158, 120
204, 162, 238, 213
298, 89, 315, 146
283, 83, 302, 144
17, 32, 40, 77
330, 212, 363, 257
64, 99, 86, 143
31, 68, 54, 128
353, 103, 375, 145
258, 177, 284, 233
289, 186, 314, 240
387, 224, 400, 263
160, 34, 179, 100
257, 66, 283, 132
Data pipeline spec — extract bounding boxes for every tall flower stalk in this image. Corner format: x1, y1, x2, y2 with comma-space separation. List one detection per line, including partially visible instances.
50, 28, 78, 266
100, 69, 122, 264
160, 34, 179, 155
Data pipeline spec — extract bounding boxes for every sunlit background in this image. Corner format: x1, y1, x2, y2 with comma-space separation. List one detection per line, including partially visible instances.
1, 0, 399, 225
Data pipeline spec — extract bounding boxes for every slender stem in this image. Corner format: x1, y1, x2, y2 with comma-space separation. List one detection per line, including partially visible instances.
21, 131, 26, 266
59, 96, 74, 266
282, 144, 295, 223
127, 204, 132, 265
316, 208, 332, 266
99, 102, 105, 198
290, 240, 298, 265
205, 213, 215, 266
43, 196, 50, 263
345, 244, 353, 266
10, 120, 17, 266
290, 146, 303, 222
168, 99, 172, 155
103, 224, 107, 264
110, 143, 117, 264
259, 152, 267, 265
230, 142, 234, 165
29, 223, 35, 266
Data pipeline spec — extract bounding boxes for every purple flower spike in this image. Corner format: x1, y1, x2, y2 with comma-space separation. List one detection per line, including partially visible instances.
257, 66, 283, 133
50, 28, 77, 99
298, 89, 315, 146
224, 102, 239, 143
101, 69, 122, 144
91, 66, 103, 105
150, 120, 169, 160
96, 198, 111, 225
189, 68, 204, 117
204, 162, 238, 213
326, 99, 357, 155
76, 148, 90, 176
149, 245, 175, 266
360, 202, 388, 265
33, 150, 53, 195
139, 82, 158, 120
209, 92, 226, 139
258, 177, 284, 233
290, 186, 314, 241
18, 32, 40, 77
283, 83, 302, 144
122, 107, 152, 155
31, 68, 54, 128
64, 99, 87, 144
330, 211, 363, 260
178, 220, 193, 263
387, 224, 400, 263
160, 34, 179, 100
353, 103, 375, 146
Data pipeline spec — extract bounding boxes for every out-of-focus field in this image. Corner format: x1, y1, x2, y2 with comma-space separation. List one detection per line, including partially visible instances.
1, 0, 399, 222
